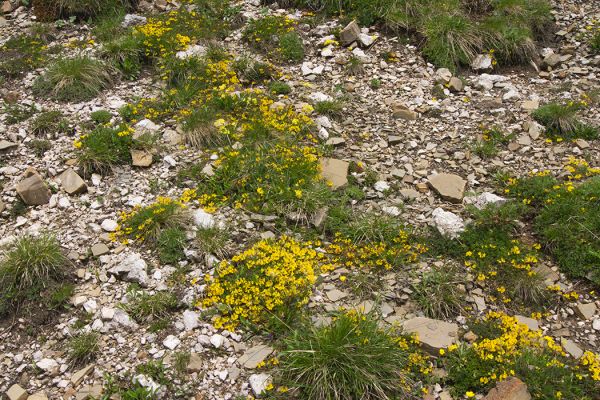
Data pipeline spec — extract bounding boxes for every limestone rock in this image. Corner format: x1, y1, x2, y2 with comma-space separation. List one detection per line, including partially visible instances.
515, 315, 539, 331
575, 302, 597, 320
60, 168, 87, 195
249, 373, 272, 396
186, 353, 203, 373
472, 54, 493, 70
91, 243, 110, 257
131, 149, 153, 167
0, 139, 18, 151
561, 338, 583, 359
428, 173, 467, 203
6, 384, 28, 400
71, 365, 94, 386
237, 345, 274, 369
464, 192, 506, 209
320, 158, 349, 189
16, 170, 50, 205
392, 103, 417, 120
432, 207, 465, 238
340, 20, 360, 46
483, 377, 531, 400
403, 317, 458, 354
448, 77, 464, 92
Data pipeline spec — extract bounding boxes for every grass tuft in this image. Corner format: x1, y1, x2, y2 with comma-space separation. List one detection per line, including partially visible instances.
33, 56, 114, 102
68, 332, 100, 366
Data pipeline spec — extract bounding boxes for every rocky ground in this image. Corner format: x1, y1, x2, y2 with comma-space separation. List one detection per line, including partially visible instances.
1, 0, 599, 399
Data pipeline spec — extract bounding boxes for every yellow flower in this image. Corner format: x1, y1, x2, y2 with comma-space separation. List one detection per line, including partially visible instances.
465, 391, 475, 398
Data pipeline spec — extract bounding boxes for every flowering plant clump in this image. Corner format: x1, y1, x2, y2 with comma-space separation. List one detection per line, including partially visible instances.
444, 312, 600, 399
324, 231, 428, 272
199, 140, 322, 212
201, 236, 323, 331
112, 197, 189, 245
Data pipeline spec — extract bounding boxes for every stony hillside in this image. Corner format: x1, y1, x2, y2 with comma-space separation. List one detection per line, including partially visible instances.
0, 0, 599, 399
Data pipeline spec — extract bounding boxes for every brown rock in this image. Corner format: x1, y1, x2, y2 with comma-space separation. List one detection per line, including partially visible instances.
6, 384, 28, 400
320, 158, 349, 189
392, 102, 417, 120
1, 1, 12, 14
427, 173, 467, 203
340, 20, 360, 46
448, 77, 464, 92
60, 168, 87, 195
483, 377, 531, 400
16, 169, 50, 205
131, 149, 153, 167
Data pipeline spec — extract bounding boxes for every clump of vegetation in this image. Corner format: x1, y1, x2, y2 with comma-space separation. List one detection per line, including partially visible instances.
90, 109, 113, 125
100, 34, 145, 80
471, 126, 514, 159
33, 56, 114, 102
180, 106, 224, 149
0, 234, 70, 316
591, 29, 600, 53
346, 54, 364, 75
243, 15, 305, 63
28, 139, 52, 157
114, 197, 189, 245
279, 310, 429, 399
3, 102, 37, 125
74, 124, 133, 174
31, 110, 70, 137
314, 99, 344, 119
123, 289, 180, 324
503, 158, 600, 285
532, 101, 598, 141
196, 225, 230, 258
202, 236, 323, 331
33, 0, 135, 22
233, 56, 279, 84
0, 34, 47, 78
444, 311, 600, 399
269, 80, 292, 95
157, 227, 187, 265
68, 332, 100, 366
412, 264, 466, 319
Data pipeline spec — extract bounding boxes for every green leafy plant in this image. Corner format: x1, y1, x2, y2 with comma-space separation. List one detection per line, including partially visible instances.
75, 124, 133, 174
122, 289, 179, 324
412, 264, 466, 319
0, 34, 47, 78
31, 110, 69, 136
243, 15, 304, 63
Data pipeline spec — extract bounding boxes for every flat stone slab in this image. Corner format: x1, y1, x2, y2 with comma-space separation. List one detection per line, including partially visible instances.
403, 317, 458, 354
320, 158, 349, 189
237, 344, 274, 369
428, 173, 467, 203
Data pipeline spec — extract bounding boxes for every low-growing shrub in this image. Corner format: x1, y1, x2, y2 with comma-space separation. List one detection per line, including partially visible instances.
196, 225, 230, 258
33, 0, 135, 22
28, 139, 52, 157
202, 236, 323, 331
0, 34, 47, 78
33, 56, 114, 102
90, 109, 113, 125
269, 80, 292, 95
3, 102, 37, 125
314, 99, 344, 119
279, 310, 428, 399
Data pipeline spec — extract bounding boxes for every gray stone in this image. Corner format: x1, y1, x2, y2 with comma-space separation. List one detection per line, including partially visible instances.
0, 139, 17, 150
434, 68, 452, 84
75, 385, 103, 400
6, 384, 28, 400
575, 302, 597, 320
403, 317, 458, 354
249, 373, 272, 396
340, 20, 360, 46
183, 310, 200, 331
186, 353, 203, 373
16, 170, 50, 205
60, 168, 87, 195
561, 338, 583, 359
326, 289, 348, 302
122, 14, 147, 27
463, 192, 506, 209
542, 53, 561, 68
515, 315, 539, 331
237, 345, 274, 369
428, 173, 467, 203
472, 54, 493, 70
320, 158, 349, 189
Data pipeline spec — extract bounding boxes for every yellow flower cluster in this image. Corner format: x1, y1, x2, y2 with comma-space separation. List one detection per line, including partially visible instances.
201, 236, 323, 331
323, 231, 428, 272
